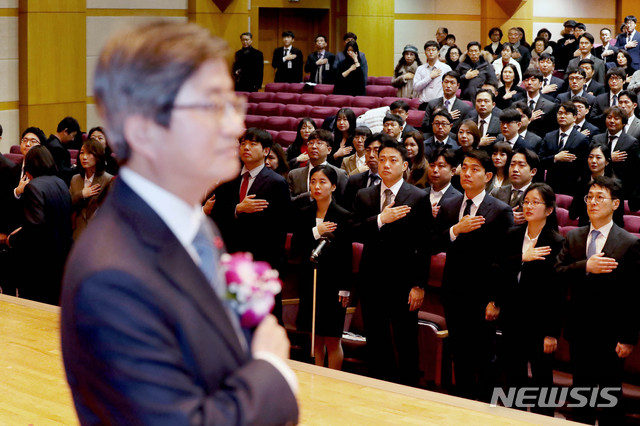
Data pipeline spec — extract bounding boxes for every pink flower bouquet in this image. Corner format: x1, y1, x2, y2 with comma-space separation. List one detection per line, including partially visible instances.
220, 252, 282, 328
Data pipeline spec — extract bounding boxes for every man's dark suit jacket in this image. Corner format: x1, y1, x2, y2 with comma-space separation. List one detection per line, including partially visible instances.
425, 184, 461, 206
45, 134, 76, 185
512, 93, 558, 137
455, 58, 498, 101
615, 31, 640, 69
567, 56, 606, 83
464, 109, 502, 137
484, 42, 503, 57
211, 166, 291, 270
555, 91, 596, 107
490, 183, 526, 208
272, 46, 304, 83
594, 44, 619, 64
343, 169, 375, 211
305, 51, 336, 84
424, 134, 460, 159
61, 178, 298, 425
589, 92, 618, 130
521, 130, 543, 152
0, 155, 22, 233
10, 175, 72, 305
541, 75, 566, 100
592, 132, 640, 209
494, 134, 541, 153
585, 79, 606, 96
539, 127, 590, 195
573, 119, 601, 140
233, 46, 264, 92
421, 97, 473, 134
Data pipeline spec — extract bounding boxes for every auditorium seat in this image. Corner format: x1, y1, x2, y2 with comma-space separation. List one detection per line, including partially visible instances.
246, 102, 257, 114
556, 194, 573, 209
381, 97, 410, 108
324, 94, 353, 108
287, 83, 306, 93
352, 96, 382, 109
283, 104, 312, 118
235, 91, 250, 99
9, 145, 20, 154
365, 85, 397, 97
299, 93, 326, 106
244, 115, 266, 129
273, 92, 301, 104
313, 84, 334, 95
555, 207, 577, 226
624, 200, 640, 216
265, 116, 295, 132
409, 98, 421, 110
559, 225, 578, 237
248, 92, 274, 103
266, 129, 278, 141
624, 215, 640, 233
255, 102, 284, 116
375, 76, 393, 86
349, 107, 368, 118
406, 110, 424, 128
310, 106, 339, 119
5, 152, 23, 164
265, 82, 287, 92
275, 131, 297, 148
312, 118, 324, 129
418, 316, 447, 389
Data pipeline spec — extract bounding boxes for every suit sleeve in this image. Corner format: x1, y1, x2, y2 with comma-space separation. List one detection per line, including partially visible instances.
9, 182, 45, 249
272, 48, 281, 70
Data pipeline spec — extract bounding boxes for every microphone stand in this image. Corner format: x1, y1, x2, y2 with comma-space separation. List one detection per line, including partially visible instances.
310, 263, 318, 360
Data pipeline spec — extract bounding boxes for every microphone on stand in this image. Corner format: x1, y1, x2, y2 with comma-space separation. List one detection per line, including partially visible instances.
310, 232, 334, 263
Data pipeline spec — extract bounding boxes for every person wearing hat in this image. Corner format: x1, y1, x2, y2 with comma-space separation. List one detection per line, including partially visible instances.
392, 44, 423, 98
556, 19, 578, 72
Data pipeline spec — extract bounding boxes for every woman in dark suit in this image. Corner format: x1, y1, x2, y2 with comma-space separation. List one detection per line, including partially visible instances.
334, 40, 365, 96
498, 183, 565, 416
292, 165, 352, 370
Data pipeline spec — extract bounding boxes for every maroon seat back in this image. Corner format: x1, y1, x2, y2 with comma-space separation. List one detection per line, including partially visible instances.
624, 215, 640, 233
298, 93, 325, 106
283, 104, 311, 118
265, 116, 295, 131
313, 84, 334, 95
255, 102, 284, 116
248, 92, 274, 103
310, 106, 339, 119
324, 94, 353, 108
556, 194, 573, 209
287, 83, 306, 93
273, 92, 301, 104
5, 152, 23, 164
9, 145, 20, 154
275, 131, 297, 148
244, 115, 266, 129
406, 110, 424, 128
352, 96, 382, 109
374, 76, 393, 86
349, 107, 368, 117
265, 82, 287, 92
365, 85, 397, 97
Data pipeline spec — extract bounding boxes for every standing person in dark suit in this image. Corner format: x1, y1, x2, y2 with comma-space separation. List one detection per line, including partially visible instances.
506, 27, 531, 73
456, 41, 498, 101
292, 165, 351, 369
424, 109, 459, 158
485, 27, 504, 61
433, 149, 514, 401
590, 67, 627, 130
491, 147, 539, 225
595, 28, 618, 65
272, 30, 303, 83
351, 135, 432, 386
4, 146, 72, 305
464, 88, 502, 146
615, 16, 640, 70
421, 71, 471, 135
512, 101, 544, 149
305, 34, 335, 84
571, 96, 601, 140
556, 176, 640, 425
619, 90, 640, 139
537, 53, 564, 99
579, 59, 606, 96
512, 69, 557, 138
555, 68, 596, 107
60, 22, 298, 425
45, 116, 80, 185
233, 32, 263, 92
539, 102, 590, 195
426, 147, 461, 218
500, 183, 565, 417
333, 40, 366, 96
566, 33, 606, 84
342, 134, 382, 211
333, 32, 369, 85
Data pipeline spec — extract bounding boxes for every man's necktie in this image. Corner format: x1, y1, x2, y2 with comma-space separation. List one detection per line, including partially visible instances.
381, 188, 393, 212
444, 99, 451, 110
612, 94, 618, 106
368, 174, 380, 187
543, 78, 548, 87
510, 189, 522, 205
575, 125, 581, 133
479, 119, 486, 137
529, 100, 536, 111
586, 229, 601, 259
609, 135, 618, 151
239, 172, 250, 201
463, 199, 473, 216
558, 133, 568, 150
193, 221, 217, 286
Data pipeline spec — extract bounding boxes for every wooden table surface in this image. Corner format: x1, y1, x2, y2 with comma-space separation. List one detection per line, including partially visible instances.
0, 294, 571, 425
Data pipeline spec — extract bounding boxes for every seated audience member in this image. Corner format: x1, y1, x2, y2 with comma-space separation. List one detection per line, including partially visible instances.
512, 69, 557, 137
491, 147, 539, 225
87, 126, 119, 176
495, 108, 539, 152
496, 64, 524, 110
486, 141, 512, 193
591, 106, 640, 209
445, 46, 462, 71
426, 147, 461, 218
333, 32, 368, 84
485, 27, 504, 61
341, 126, 371, 176
500, 183, 564, 417
566, 33, 606, 83
305, 34, 335, 84
539, 101, 590, 194
465, 88, 501, 146
595, 27, 618, 64
330, 108, 356, 167
211, 128, 291, 278
403, 131, 428, 188
392, 44, 422, 98
45, 116, 80, 185
272, 31, 303, 83
265, 142, 290, 180
287, 117, 316, 170
579, 59, 606, 96
456, 42, 498, 101
288, 129, 348, 208
351, 136, 432, 386
556, 68, 596, 107
512, 101, 543, 150
491, 43, 522, 85
571, 95, 601, 140
615, 16, 640, 70
424, 109, 459, 158
569, 142, 624, 227
619, 90, 640, 139
421, 71, 471, 135
4, 146, 72, 305
292, 165, 351, 370
10, 127, 47, 200
414, 41, 452, 109
434, 149, 513, 401
507, 27, 531, 71
529, 37, 552, 70
536, 53, 564, 99
69, 139, 114, 240
590, 67, 627, 130
556, 176, 640, 425
382, 114, 404, 142
616, 49, 636, 86
334, 40, 366, 96
342, 133, 382, 210
356, 100, 412, 135
435, 27, 448, 53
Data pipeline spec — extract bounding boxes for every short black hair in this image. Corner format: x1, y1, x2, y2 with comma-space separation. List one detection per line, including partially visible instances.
309, 129, 334, 145
579, 32, 595, 45
500, 108, 522, 123
57, 116, 80, 134
354, 126, 372, 138
428, 146, 458, 168
558, 101, 578, 116
578, 58, 594, 67
625, 16, 637, 24
512, 101, 532, 118
443, 70, 461, 83
464, 149, 494, 174
537, 28, 552, 39
240, 32, 252, 39
567, 67, 587, 79
467, 41, 482, 51
489, 27, 503, 38
590, 175, 623, 201
282, 31, 295, 38
383, 113, 404, 127
364, 132, 387, 148
606, 67, 627, 84
310, 164, 338, 186
343, 32, 357, 41
571, 95, 590, 109
389, 100, 410, 112
522, 68, 544, 82
575, 23, 587, 31
21, 126, 47, 145
445, 34, 456, 42
619, 90, 638, 105
604, 106, 629, 125
511, 147, 540, 171
424, 40, 439, 50
538, 52, 556, 63
24, 145, 57, 177
243, 127, 273, 149
432, 108, 453, 124
315, 34, 327, 43
501, 42, 514, 53
474, 88, 496, 102
379, 136, 408, 162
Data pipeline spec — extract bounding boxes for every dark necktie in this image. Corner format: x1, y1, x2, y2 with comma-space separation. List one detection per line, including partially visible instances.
479, 119, 486, 137
529, 99, 536, 111
586, 229, 601, 258
193, 221, 217, 287
609, 135, 618, 151
381, 189, 393, 212
463, 199, 473, 216
368, 174, 380, 187
510, 189, 522, 205
239, 172, 250, 201
543, 78, 548, 87
444, 99, 451, 110
612, 94, 618, 106
558, 132, 567, 150
574, 125, 581, 132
